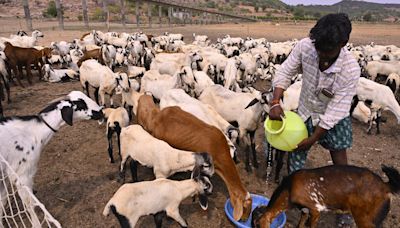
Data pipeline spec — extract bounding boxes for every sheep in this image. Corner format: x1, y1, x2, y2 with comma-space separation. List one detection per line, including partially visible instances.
385, 72, 400, 97
102, 107, 130, 163
351, 101, 371, 124
199, 85, 269, 172
119, 124, 214, 182
192, 70, 215, 98
223, 56, 241, 91
140, 66, 196, 101
365, 60, 400, 82
356, 77, 400, 126
115, 48, 128, 67
127, 65, 145, 79
150, 51, 203, 76
101, 44, 117, 69
1, 30, 44, 48
143, 47, 156, 70
103, 167, 212, 228
159, 89, 239, 159
252, 165, 400, 228
3, 42, 52, 86
136, 94, 252, 221
165, 32, 184, 41
0, 91, 103, 225
79, 59, 129, 107
42, 64, 79, 83
127, 40, 145, 66
51, 41, 74, 56
281, 80, 302, 111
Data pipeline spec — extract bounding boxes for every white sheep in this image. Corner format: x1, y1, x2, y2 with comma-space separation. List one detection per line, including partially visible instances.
150, 51, 203, 76
357, 77, 400, 122
281, 80, 302, 111
223, 56, 241, 91
101, 44, 117, 69
102, 107, 130, 163
365, 60, 400, 81
0, 91, 103, 226
42, 64, 79, 83
140, 66, 196, 101
192, 70, 215, 97
79, 59, 129, 107
199, 85, 269, 172
385, 72, 400, 97
119, 124, 214, 182
127, 65, 145, 79
1, 30, 44, 48
103, 168, 212, 228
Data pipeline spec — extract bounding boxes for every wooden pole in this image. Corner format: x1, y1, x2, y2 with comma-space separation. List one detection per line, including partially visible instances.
158, 5, 162, 28
82, 0, 89, 29
21, 0, 32, 31
148, 3, 152, 28
102, 0, 108, 25
55, 0, 64, 30
168, 7, 171, 28
136, 0, 140, 28
120, 0, 126, 28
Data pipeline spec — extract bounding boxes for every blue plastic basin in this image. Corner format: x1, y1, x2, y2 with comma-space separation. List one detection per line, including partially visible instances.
224, 194, 286, 228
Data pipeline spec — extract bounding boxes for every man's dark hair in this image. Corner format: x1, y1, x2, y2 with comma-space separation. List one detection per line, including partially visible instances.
309, 13, 352, 52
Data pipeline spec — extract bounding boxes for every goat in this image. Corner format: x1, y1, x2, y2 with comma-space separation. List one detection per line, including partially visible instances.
119, 124, 214, 182
42, 64, 79, 83
0, 91, 103, 226
252, 165, 400, 228
102, 107, 130, 163
4, 42, 52, 86
103, 167, 212, 228
136, 94, 252, 221
79, 59, 129, 107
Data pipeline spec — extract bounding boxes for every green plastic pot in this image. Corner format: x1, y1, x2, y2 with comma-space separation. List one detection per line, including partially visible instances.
264, 111, 308, 152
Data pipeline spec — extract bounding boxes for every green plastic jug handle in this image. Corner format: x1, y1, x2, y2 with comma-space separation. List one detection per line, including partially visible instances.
266, 115, 287, 135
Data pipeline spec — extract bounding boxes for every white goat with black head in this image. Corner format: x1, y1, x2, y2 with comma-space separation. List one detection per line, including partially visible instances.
103, 166, 213, 228
0, 91, 103, 226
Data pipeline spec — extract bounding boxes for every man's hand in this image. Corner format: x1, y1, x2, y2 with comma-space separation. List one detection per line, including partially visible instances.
296, 137, 317, 151
269, 105, 285, 120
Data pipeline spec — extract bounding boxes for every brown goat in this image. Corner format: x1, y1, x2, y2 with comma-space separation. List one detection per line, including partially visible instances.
77, 49, 105, 67
4, 42, 52, 87
136, 94, 253, 221
252, 165, 400, 228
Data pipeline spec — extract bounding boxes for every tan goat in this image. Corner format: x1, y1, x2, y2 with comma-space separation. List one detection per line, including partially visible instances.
136, 94, 252, 221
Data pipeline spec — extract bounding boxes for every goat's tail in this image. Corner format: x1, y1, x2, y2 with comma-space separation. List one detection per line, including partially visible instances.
382, 165, 400, 194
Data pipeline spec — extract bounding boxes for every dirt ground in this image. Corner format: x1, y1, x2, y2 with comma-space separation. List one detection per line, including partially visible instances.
1, 20, 400, 228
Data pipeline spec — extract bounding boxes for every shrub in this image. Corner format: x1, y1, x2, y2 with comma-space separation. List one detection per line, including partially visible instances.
43, 0, 57, 18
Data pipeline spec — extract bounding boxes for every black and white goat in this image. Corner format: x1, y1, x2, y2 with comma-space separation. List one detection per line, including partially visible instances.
0, 91, 103, 225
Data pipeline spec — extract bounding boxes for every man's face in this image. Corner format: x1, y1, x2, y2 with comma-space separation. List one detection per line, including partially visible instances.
317, 46, 342, 64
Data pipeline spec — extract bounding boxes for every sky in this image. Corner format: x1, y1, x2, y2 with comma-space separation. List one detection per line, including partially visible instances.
281, 0, 400, 5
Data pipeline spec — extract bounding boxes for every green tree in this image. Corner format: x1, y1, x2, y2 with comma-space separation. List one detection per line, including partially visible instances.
363, 12, 372, 21
43, 0, 57, 18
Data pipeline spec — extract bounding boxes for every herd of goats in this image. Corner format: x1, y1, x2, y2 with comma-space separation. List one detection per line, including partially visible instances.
0, 29, 399, 228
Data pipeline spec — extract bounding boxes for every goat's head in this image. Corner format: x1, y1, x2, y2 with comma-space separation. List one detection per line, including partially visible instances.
179, 66, 196, 90
251, 205, 268, 228
231, 191, 252, 221
0, 51, 6, 61
115, 72, 130, 93
191, 164, 213, 210
32, 30, 44, 38
39, 91, 103, 126
227, 126, 240, 145
194, 152, 215, 178
41, 48, 53, 60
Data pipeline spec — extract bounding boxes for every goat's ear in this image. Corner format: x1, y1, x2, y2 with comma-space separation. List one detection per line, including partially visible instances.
232, 197, 244, 221
245, 98, 259, 109
191, 165, 201, 180
199, 194, 208, 210
61, 106, 73, 126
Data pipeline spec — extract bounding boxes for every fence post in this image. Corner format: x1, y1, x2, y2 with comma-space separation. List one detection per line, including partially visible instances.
148, 3, 152, 28
120, 0, 126, 28
136, 0, 140, 28
102, 0, 108, 26
168, 7, 172, 28
55, 0, 64, 30
158, 5, 162, 28
81, 0, 89, 29
22, 0, 32, 31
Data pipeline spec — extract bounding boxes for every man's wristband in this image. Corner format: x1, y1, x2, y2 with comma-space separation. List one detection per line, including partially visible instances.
270, 103, 281, 110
